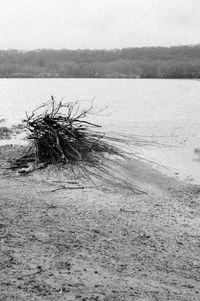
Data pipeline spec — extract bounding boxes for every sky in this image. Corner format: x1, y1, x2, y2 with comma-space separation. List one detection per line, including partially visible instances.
0, 0, 200, 50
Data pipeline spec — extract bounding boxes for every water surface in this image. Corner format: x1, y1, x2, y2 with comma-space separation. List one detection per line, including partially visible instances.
1, 78, 200, 183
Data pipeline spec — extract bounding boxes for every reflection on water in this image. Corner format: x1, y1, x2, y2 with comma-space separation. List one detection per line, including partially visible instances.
0, 78, 200, 183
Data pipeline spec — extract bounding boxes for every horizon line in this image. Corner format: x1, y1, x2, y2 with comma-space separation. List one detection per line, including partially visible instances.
1, 43, 200, 52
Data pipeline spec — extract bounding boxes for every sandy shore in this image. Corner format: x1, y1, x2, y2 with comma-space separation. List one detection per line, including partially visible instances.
0, 147, 200, 301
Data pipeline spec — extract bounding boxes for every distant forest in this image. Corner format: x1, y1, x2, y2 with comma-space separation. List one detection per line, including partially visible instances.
1, 45, 200, 78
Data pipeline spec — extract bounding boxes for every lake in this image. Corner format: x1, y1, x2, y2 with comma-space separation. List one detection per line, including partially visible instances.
1, 78, 200, 183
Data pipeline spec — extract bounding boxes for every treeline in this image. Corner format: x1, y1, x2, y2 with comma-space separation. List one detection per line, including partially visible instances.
1, 45, 200, 78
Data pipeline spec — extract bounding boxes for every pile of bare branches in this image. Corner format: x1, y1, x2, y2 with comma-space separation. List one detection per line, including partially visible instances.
10, 97, 129, 175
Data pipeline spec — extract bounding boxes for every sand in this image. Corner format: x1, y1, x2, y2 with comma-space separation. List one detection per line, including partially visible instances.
0, 147, 200, 301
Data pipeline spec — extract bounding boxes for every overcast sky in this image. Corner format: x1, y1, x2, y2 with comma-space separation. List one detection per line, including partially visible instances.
0, 0, 199, 50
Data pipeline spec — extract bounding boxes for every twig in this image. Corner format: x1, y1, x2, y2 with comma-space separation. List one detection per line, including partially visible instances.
52, 180, 79, 184
51, 185, 98, 192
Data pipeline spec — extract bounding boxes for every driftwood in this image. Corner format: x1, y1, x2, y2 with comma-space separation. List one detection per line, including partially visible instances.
10, 97, 126, 174
10, 97, 157, 194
